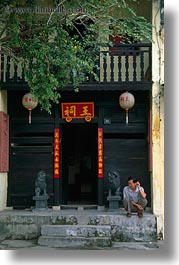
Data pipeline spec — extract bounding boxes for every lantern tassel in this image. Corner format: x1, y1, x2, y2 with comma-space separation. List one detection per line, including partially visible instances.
29, 109, 32, 124
126, 109, 128, 125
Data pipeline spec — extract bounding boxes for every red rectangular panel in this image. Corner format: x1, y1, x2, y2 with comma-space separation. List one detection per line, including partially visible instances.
0, 112, 9, 172
54, 128, 60, 179
61, 102, 94, 122
98, 128, 104, 178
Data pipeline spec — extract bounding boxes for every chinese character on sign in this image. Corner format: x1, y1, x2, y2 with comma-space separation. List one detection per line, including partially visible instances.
61, 102, 94, 122
80, 106, 91, 117
54, 128, 60, 179
64, 106, 76, 117
98, 128, 104, 178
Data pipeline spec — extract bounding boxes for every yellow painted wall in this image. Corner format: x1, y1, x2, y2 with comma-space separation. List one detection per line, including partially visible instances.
151, 0, 164, 239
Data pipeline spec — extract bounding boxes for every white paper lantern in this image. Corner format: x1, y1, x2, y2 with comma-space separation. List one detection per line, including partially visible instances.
22, 92, 38, 124
119, 91, 135, 125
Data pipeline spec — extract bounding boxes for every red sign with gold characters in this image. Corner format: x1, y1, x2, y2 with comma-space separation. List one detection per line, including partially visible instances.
98, 128, 104, 178
54, 128, 60, 179
61, 102, 94, 122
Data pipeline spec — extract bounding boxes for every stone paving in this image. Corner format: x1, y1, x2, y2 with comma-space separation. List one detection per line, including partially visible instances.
0, 208, 161, 250
0, 238, 162, 250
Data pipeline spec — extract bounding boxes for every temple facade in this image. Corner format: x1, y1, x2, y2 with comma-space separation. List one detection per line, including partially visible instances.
0, 0, 164, 238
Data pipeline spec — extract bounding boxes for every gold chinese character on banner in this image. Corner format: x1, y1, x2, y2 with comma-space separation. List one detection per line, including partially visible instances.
64, 106, 76, 117
80, 106, 91, 117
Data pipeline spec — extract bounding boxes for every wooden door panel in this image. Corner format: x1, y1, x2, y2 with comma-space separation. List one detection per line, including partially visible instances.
104, 138, 150, 205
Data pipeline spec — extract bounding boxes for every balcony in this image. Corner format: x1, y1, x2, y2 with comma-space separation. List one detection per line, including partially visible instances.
0, 43, 152, 91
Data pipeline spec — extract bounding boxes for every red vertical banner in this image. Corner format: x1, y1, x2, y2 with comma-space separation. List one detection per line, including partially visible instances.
0, 112, 9, 172
54, 128, 60, 179
98, 128, 104, 178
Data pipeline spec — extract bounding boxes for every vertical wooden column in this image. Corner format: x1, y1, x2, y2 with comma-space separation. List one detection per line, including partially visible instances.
98, 128, 104, 207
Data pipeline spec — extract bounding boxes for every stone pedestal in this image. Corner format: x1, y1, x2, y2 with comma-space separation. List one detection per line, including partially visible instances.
107, 195, 121, 211
52, 206, 61, 211
97, 205, 105, 211
33, 195, 49, 211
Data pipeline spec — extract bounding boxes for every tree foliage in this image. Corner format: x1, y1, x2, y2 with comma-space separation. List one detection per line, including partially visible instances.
0, 0, 152, 112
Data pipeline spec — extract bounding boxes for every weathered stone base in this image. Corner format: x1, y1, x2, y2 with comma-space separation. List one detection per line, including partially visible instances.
38, 224, 112, 248
33, 195, 49, 211
38, 236, 112, 248
107, 195, 121, 211
40, 224, 111, 237
0, 209, 157, 243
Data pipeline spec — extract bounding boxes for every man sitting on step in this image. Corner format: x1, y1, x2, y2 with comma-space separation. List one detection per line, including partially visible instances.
123, 177, 147, 218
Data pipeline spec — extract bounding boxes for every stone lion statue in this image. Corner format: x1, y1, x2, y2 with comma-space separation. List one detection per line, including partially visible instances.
108, 170, 121, 196
35, 170, 47, 196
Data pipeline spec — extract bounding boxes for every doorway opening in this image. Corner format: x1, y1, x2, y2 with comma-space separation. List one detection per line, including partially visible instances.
62, 123, 98, 205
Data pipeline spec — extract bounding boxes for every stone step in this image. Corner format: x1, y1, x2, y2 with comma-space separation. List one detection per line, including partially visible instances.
60, 205, 98, 210
41, 224, 111, 238
38, 236, 112, 248
0, 210, 157, 242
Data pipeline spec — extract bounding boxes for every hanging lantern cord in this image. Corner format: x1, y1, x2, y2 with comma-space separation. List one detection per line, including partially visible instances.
29, 109, 32, 124
126, 109, 129, 125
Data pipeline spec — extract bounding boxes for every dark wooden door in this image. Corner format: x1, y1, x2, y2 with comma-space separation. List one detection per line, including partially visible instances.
8, 92, 55, 208
104, 137, 150, 206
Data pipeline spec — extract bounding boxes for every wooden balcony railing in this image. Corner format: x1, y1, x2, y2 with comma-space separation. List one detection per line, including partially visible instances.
0, 43, 151, 85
